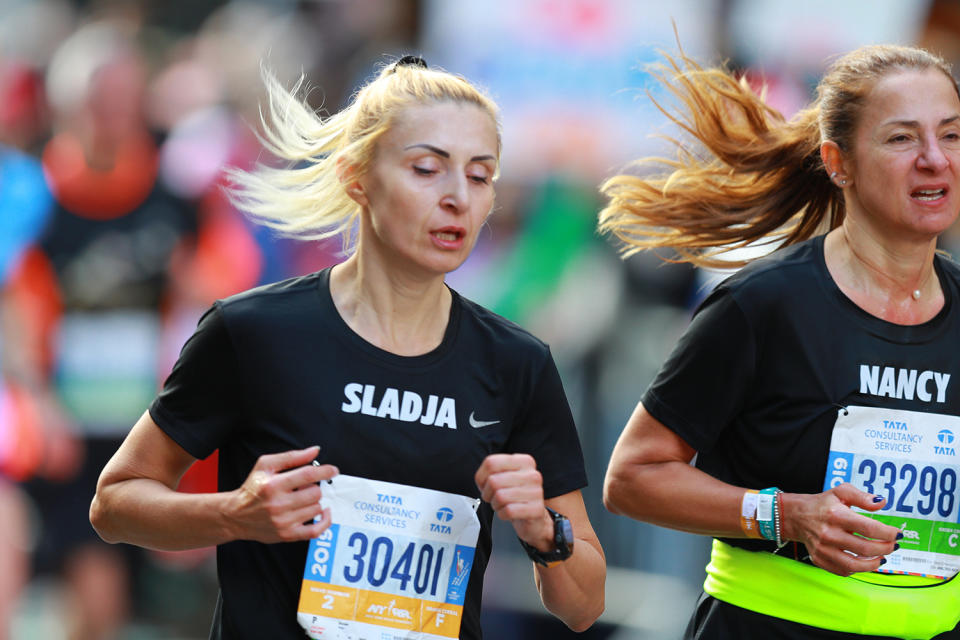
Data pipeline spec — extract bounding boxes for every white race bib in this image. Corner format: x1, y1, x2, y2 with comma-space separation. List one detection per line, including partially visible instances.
823, 405, 960, 578
297, 475, 481, 639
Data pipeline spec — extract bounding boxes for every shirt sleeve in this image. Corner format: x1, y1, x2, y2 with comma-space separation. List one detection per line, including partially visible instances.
149, 302, 243, 460
505, 348, 588, 499
641, 285, 758, 452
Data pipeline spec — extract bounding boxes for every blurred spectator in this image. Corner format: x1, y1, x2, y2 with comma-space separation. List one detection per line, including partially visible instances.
7, 20, 199, 639
0, 58, 56, 640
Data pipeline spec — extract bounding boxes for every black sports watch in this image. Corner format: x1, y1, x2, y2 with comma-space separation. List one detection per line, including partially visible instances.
517, 507, 574, 567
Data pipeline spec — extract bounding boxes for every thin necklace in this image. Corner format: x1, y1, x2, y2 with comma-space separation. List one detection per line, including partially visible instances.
842, 228, 933, 302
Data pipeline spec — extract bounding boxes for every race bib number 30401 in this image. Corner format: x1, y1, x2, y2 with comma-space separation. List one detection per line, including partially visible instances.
297, 475, 481, 640
824, 405, 960, 579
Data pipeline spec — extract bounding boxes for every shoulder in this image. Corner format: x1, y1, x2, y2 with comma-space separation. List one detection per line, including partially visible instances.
722, 237, 821, 290
710, 237, 824, 309
216, 270, 326, 326
935, 251, 960, 283
453, 291, 552, 364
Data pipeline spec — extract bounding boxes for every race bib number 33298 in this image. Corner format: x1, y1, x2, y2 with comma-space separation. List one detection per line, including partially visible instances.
297, 475, 481, 640
824, 406, 960, 579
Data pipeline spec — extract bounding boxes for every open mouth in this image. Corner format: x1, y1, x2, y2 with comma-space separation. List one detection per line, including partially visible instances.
431, 229, 464, 242
912, 188, 947, 202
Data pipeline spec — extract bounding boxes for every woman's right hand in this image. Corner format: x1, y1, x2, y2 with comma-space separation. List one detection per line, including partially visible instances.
782, 482, 901, 576
225, 446, 339, 543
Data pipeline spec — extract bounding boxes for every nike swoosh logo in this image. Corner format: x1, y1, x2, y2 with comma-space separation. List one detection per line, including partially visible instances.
469, 412, 500, 428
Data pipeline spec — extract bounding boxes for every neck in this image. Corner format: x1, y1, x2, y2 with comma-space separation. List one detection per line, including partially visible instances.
841, 221, 937, 298
329, 252, 451, 356
824, 222, 942, 325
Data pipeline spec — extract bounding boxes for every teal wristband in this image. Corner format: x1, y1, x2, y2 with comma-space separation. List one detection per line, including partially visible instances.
757, 487, 779, 541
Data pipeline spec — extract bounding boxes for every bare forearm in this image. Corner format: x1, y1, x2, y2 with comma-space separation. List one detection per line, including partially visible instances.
604, 460, 748, 538
534, 536, 606, 631
91, 478, 237, 550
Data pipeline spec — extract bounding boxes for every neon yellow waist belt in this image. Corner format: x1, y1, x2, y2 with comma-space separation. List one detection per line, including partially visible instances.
704, 539, 960, 639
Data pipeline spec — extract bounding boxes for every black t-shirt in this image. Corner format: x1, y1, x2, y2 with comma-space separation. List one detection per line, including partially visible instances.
150, 267, 587, 640
39, 190, 194, 312
37, 187, 195, 435
642, 234, 960, 555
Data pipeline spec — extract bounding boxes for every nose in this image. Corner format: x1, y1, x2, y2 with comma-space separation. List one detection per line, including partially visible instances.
917, 138, 950, 173
440, 174, 469, 214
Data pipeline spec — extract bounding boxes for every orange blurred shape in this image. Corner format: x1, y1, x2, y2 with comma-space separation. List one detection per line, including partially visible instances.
42, 131, 158, 220
173, 188, 263, 303
7, 246, 61, 374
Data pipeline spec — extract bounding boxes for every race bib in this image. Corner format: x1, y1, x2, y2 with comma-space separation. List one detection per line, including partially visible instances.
297, 475, 481, 640
824, 405, 960, 578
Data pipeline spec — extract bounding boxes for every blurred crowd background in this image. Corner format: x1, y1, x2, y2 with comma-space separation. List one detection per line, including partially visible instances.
2, 0, 960, 638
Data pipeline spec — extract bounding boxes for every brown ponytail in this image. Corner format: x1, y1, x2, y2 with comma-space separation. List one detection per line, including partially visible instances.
599, 45, 956, 268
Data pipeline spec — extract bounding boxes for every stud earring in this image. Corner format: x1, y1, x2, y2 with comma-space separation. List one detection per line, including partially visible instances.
839, 179, 847, 186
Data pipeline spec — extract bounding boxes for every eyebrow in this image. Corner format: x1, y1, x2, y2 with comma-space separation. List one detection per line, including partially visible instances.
404, 143, 496, 163
884, 115, 960, 128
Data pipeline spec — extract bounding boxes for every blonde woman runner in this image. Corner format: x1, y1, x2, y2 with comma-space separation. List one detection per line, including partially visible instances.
91, 56, 605, 640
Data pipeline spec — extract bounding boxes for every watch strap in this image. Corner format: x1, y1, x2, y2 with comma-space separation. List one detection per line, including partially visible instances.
517, 507, 574, 567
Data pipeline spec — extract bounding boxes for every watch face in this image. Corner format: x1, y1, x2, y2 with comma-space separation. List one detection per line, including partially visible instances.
556, 515, 574, 552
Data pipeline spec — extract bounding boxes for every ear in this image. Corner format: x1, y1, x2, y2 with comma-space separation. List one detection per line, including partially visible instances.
820, 141, 851, 187
336, 158, 368, 206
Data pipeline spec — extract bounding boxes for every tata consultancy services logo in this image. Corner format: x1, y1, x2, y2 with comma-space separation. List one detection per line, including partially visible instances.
936, 429, 957, 456
431, 507, 454, 534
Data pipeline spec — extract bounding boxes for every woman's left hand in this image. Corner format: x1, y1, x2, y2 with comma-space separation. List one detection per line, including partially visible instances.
474, 453, 555, 551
